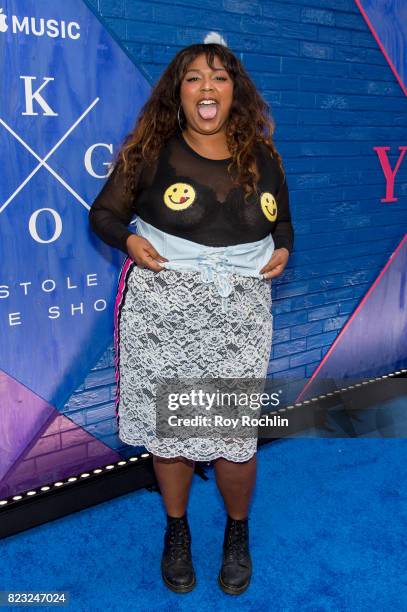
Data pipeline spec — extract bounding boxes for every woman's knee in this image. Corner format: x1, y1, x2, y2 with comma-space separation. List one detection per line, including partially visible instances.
153, 454, 195, 467
213, 453, 256, 466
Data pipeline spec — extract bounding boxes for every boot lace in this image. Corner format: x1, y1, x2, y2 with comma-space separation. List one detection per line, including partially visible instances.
224, 521, 249, 562
166, 521, 191, 562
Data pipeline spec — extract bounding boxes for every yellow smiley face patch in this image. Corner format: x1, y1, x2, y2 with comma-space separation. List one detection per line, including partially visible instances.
163, 182, 196, 211
260, 192, 278, 222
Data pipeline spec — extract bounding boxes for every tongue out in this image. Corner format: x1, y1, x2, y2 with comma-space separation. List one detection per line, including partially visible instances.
197, 103, 217, 120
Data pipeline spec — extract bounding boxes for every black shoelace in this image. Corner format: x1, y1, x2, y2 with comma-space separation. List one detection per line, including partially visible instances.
165, 521, 191, 562
224, 521, 249, 562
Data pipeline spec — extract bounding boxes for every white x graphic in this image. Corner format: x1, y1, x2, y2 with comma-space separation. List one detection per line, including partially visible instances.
0, 97, 100, 214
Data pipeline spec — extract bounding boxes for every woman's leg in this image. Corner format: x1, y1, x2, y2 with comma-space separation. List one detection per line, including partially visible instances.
153, 455, 195, 517
155, 455, 197, 592
214, 454, 256, 594
213, 454, 257, 518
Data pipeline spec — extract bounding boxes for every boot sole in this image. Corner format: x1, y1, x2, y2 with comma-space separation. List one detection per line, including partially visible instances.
217, 572, 250, 595
161, 567, 196, 593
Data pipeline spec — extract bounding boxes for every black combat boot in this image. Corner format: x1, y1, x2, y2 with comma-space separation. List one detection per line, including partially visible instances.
218, 514, 252, 595
161, 513, 196, 593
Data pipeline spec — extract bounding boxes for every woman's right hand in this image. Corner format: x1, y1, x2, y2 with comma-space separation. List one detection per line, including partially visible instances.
126, 234, 168, 272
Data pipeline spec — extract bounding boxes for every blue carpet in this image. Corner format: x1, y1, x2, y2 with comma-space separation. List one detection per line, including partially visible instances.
1, 439, 406, 611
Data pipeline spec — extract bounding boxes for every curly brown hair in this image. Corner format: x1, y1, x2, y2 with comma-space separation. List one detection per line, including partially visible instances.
114, 43, 285, 203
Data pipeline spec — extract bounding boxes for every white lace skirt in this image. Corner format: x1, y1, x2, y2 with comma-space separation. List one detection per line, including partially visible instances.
114, 258, 273, 463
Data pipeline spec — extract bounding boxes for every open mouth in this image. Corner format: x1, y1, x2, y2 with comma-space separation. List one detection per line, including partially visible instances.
169, 196, 190, 204
196, 99, 218, 120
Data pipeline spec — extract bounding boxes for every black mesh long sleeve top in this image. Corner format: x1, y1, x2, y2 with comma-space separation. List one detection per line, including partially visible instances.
89, 129, 294, 256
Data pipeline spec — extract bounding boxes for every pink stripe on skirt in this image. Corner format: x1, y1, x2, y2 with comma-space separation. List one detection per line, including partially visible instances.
113, 257, 134, 426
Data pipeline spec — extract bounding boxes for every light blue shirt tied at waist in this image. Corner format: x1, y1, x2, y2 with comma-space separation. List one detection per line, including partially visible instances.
133, 217, 275, 313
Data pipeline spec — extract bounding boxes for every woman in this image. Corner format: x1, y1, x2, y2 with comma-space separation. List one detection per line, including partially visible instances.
89, 42, 294, 596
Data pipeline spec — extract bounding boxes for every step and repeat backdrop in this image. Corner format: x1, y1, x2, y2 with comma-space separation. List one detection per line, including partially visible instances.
0, 0, 406, 499
0, 0, 150, 498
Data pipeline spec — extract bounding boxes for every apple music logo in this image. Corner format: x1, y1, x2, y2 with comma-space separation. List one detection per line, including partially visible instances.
0, 8, 80, 40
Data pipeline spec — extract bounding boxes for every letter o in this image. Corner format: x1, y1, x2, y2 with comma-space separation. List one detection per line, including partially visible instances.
94, 299, 107, 312
29, 208, 62, 244
42, 279, 56, 292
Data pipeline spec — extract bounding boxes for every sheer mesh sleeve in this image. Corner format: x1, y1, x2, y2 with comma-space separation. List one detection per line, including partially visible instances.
88, 160, 142, 255
271, 169, 294, 254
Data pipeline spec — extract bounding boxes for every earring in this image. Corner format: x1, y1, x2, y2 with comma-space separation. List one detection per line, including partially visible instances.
177, 104, 185, 131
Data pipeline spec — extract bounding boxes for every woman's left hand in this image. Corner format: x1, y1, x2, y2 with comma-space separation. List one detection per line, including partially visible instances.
260, 247, 290, 280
